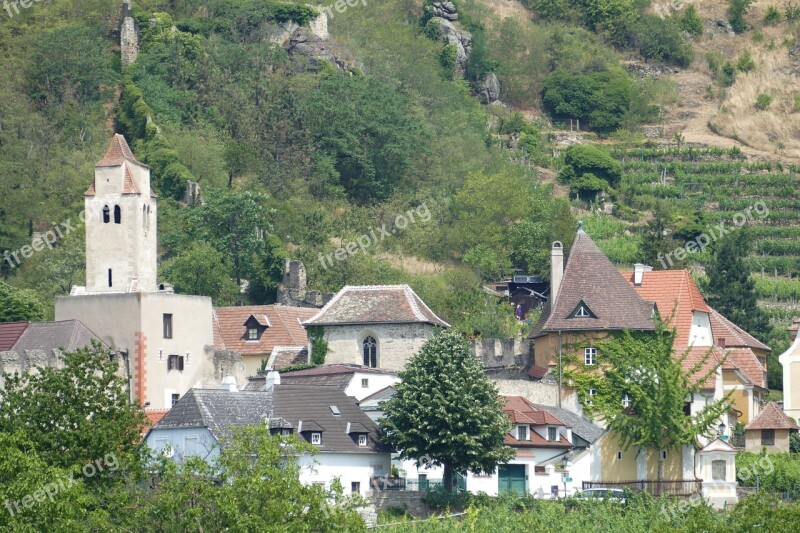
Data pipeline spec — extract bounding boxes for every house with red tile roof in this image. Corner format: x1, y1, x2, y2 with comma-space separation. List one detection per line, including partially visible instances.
623, 266, 769, 425
744, 402, 800, 453
212, 305, 317, 376
303, 285, 449, 372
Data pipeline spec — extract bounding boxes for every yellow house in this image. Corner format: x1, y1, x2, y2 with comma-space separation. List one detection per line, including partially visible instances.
744, 401, 800, 453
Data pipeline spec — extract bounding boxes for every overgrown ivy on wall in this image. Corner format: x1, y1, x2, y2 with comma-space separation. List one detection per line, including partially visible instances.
308, 326, 328, 365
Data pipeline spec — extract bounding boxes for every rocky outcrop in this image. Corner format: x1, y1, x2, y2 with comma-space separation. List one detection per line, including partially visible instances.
277, 259, 334, 308
284, 28, 351, 71
429, 1, 459, 21
479, 72, 501, 103
429, 16, 472, 75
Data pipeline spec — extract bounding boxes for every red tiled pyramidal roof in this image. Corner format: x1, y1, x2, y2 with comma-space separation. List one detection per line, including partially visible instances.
96, 134, 142, 167
746, 402, 800, 431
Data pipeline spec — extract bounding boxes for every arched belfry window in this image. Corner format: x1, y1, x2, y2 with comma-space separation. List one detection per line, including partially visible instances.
102, 205, 110, 224
363, 336, 377, 368
114, 205, 121, 224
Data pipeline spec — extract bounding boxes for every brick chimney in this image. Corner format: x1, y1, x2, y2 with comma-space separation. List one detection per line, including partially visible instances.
551, 241, 563, 307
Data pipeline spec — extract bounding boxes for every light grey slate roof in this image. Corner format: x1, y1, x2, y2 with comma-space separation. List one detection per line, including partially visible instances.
152, 384, 385, 454
304, 285, 450, 327
12, 320, 104, 353
532, 403, 604, 444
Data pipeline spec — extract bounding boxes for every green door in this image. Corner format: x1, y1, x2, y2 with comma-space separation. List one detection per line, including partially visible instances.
498, 464, 526, 495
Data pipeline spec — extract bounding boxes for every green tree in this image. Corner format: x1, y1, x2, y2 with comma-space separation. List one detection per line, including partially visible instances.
680, 5, 704, 36
557, 145, 622, 199
565, 320, 731, 482
703, 231, 770, 340
0, 344, 146, 474
728, 0, 755, 33
510, 196, 575, 276
380, 329, 515, 492
160, 242, 240, 305
184, 187, 274, 287
0, 281, 46, 322
640, 202, 683, 269
542, 68, 634, 132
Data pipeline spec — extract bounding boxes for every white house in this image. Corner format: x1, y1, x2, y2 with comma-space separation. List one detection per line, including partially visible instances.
55, 134, 244, 409
779, 318, 800, 423
144, 373, 391, 497
303, 285, 449, 372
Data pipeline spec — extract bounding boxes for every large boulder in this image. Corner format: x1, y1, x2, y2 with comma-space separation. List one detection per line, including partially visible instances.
429, 1, 459, 21
284, 29, 350, 71
431, 17, 472, 74
479, 72, 501, 103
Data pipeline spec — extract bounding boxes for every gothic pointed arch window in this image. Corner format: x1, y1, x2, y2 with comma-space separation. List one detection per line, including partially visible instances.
114, 205, 121, 224
363, 336, 377, 368
102, 205, 110, 224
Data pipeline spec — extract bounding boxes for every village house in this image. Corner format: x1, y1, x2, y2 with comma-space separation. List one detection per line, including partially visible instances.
744, 401, 800, 453
55, 134, 244, 410
246, 363, 401, 401
303, 285, 449, 372
212, 304, 317, 376
144, 374, 390, 497
624, 266, 769, 426
0, 319, 105, 388
779, 318, 800, 423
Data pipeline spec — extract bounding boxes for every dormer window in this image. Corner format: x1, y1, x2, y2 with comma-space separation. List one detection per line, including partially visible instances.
282, 429, 292, 437
358, 434, 368, 447
547, 427, 557, 442
311, 432, 321, 445
568, 299, 597, 319
517, 425, 529, 441
243, 314, 269, 341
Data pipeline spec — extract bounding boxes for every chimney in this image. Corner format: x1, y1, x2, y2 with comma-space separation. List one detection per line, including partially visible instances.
717, 337, 726, 349
633, 263, 652, 286
266, 370, 281, 391
551, 242, 564, 307
221, 375, 238, 392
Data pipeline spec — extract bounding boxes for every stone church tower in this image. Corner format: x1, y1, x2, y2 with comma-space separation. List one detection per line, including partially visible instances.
83, 134, 157, 293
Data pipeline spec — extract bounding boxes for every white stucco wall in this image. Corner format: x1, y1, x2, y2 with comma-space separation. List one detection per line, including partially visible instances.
689, 311, 713, 347
320, 323, 437, 372
780, 333, 800, 422
344, 372, 401, 401
298, 452, 391, 496
55, 292, 229, 409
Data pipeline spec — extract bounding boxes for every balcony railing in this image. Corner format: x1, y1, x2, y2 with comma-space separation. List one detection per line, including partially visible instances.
370, 477, 448, 492
582, 479, 702, 497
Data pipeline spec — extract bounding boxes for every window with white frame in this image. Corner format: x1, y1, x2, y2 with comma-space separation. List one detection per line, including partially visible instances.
517, 425, 529, 441
282, 429, 292, 437
358, 434, 368, 447
548, 427, 557, 442
587, 388, 597, 406
584, 347, 597, 365
247, 327, 259, 340
622, 395, 631, 408
311, 432, 322, 445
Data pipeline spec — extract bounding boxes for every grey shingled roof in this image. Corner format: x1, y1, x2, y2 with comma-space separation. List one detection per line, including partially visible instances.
304, 285, 450, 327
530, 231, 655, 338
532, 403, 604, 444
12, 320, 103, 353
153, 384, 385, 454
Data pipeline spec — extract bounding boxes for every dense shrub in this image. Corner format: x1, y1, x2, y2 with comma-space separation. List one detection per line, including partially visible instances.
737, 49, 757, 72
764, 5, 783, 24
728, 0, 755, 33
542, 67, 633, 132
634, 15, 694, 67
680, 4, 704, 36
755, 93, 773, 110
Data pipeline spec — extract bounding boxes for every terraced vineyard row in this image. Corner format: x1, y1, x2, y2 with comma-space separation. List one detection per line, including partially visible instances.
613, 145, 800, 297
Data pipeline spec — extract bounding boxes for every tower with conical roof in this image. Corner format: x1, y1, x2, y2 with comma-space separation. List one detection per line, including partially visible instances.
84, 134, 157, 293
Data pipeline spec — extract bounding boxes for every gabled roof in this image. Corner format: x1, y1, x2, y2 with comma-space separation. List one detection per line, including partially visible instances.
0, 321, 30, 351
95, 134, 144, 167
304, 285, 450, 327
726, 348, 767, 389
152, 384, 386, 454
746, 402, 800, 431
11, 320, 103, 353
531, 403, 604, 444
624, 269, 707, 347
531, 231, 655, 337
247, 364, 398, 391
708, 307, 770, 352
212, 305, 316, 356
502, 396, 568, 427
281, 364, 398, 377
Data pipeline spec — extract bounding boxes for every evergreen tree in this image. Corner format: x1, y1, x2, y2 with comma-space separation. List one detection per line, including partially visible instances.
704, 230, 770, 340
380, 329, 515, 492
640, 203, 684, 270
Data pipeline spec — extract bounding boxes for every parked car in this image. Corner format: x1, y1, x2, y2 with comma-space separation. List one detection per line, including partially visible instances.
572, 488, 627, 504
